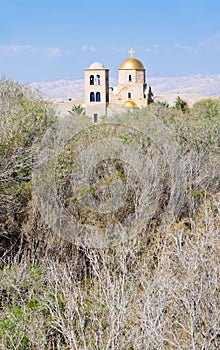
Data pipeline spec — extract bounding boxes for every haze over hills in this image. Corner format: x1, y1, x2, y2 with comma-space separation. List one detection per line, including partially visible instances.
29, 74, 220, 99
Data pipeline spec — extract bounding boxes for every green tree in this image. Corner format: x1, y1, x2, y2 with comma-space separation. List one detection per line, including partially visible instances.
191, 97, 220, 119
0, 78, 57, 258
174, 96, 189, 113
69, 104, 85, 115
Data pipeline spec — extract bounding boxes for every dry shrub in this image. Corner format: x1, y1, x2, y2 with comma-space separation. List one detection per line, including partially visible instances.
0, 195, 219, 349
0, 81, 219, 348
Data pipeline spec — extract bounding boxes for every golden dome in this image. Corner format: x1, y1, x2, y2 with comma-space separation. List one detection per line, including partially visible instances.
122, 98, 139, 108
119, 57, 145, 70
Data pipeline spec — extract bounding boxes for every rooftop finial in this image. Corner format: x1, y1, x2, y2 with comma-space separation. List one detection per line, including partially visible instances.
128, 48, 135, 58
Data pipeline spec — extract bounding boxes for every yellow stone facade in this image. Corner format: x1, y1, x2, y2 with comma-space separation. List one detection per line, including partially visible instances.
84, 50, 153, 121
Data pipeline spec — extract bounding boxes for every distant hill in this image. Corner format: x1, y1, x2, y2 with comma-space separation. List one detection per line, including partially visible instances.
29, 74, 220, 99
30, 79, 84, 99
150, 74, 220, 96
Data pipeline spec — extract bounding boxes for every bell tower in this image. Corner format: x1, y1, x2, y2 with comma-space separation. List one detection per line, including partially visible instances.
84, 62, 109, 121
117, 48, 147, 107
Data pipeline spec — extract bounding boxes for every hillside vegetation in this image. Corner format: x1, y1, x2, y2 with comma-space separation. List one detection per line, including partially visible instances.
0, 79, 219, 349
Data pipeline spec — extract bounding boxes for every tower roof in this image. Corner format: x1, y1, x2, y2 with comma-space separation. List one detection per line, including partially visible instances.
88, 61, 105, 69
119, 57, 145, 70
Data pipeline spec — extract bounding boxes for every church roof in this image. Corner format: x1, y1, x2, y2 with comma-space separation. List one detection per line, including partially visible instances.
119, 57, 145, 70
88, 61, 105, 69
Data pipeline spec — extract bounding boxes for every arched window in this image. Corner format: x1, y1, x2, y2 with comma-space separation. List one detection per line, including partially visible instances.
90, 92, 95, 102
128, 92, 131, 98
90, 75, 94, 85
96, 92, 101, 102
129, 74, 132, 82
95, 74, 100, 85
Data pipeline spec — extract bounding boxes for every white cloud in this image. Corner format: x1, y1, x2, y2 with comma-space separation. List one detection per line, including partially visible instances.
175, 32, 220, 55
143, 44, 165, 54
0, 44, 35, 54
175, 44, 198, 54
197, 32, 220, 51
48, 47, 61, 57
81, 45, 96, 53
0, 45, 64, 58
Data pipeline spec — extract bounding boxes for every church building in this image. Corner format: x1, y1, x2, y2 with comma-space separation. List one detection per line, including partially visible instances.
84, 49, 153, 121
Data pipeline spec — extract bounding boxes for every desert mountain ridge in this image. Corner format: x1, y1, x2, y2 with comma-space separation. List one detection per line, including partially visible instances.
29, 74, 220, 99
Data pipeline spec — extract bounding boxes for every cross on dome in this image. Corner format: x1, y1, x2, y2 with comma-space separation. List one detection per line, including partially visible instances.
128, 48, 135, 58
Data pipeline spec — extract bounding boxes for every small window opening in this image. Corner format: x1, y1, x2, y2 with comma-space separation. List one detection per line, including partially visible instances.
128, 92, 131, 99
90, 92, 95, 102
96, 92, 101, 102
90, 75, 94, 85
95, 74, 100, 85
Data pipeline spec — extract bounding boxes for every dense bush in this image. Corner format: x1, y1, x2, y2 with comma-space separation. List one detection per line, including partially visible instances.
149, 98, 220, 217
0, 78, 57, 259
0, 195, 219, 349
0, 82, 219, 349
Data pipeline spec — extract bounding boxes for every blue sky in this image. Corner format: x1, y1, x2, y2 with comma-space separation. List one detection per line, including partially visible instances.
0, 0, 219, 83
